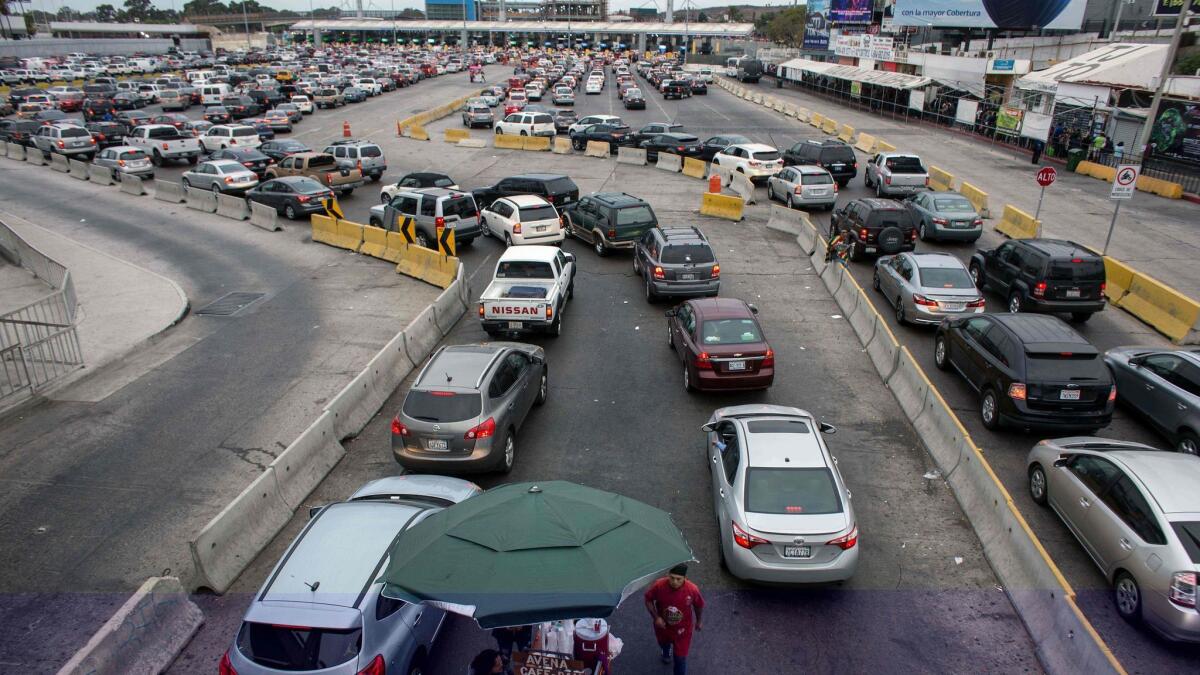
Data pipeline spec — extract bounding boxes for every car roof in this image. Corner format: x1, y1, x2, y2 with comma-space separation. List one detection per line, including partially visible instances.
690, 297, 753, 320
591, 192, 646, 207
730, 143, 776, 152
743, 415, 827, 469
498, 245, 560, 263
990, 314, 1091, 347
514, 173, 570, 181
793, 164, 832, 174
907, 252, 963, 269
506, 194, 553, 207
804, 138, 848, 147
418, 344, 505, 390
1108, 451, 1200, 514
1018, 238, 1099, 259
856, 197, 907, 211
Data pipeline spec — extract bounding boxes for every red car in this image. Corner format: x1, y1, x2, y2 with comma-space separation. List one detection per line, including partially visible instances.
666, 298, 774, 392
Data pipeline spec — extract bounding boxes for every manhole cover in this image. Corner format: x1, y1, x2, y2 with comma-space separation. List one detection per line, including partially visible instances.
195, 292, 265, 316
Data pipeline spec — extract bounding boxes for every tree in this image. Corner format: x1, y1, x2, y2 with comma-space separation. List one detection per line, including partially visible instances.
698, 11, 708, 23
183, 0, 229, 14
754, 12, 775, 32
766, 6, 806, 49
123, 0, 153, 21
728, 6, 743, 22
95, 3, 119, 21
1176, 52, 1200, 76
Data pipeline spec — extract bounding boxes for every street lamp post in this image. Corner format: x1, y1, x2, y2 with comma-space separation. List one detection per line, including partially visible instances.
240, 0, 251, 51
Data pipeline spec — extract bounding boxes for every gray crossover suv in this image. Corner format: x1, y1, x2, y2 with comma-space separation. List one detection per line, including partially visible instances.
392, 343, 547, 474
225, 475, 482, 675
633, 226, 720, 302
1105, 346, 1200, 455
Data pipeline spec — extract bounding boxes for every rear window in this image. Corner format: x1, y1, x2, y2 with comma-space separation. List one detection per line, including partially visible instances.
745, 468, 841, 515
236, 622, 361, 671
403, 390, 482, 423
867, 211, 914, 230
615, 205, 654, 226
360, 145, 382, 158
819, 146, 856, 163
519, 205, 558, 222
60, 128, 90, 138
919, 267, 974, 289
752, 150, 781, 161
933, 197, 975, 212
1025, 352, 1105, 380
747, 419, 810, 434
1047, 259, 1105, 282
233, 127, 258, 137
532, 114, 554, 124
661, 243, 715, 264
293, 178, 327, 192
308, 155, 336, 168
1172, 522, 1200, 563
885, 156, 926, 173
800, 173, 833, 185
544, 177, 577, 195
119, 150, 148, 160
496, 261, 554, 279
701, 318, 763, 345
442, 195, 477, 220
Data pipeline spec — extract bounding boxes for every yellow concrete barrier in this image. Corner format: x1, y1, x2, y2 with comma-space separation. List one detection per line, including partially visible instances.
837, 124, 855, 143
584, 140, 610, 158
380, 232, 409, 263
443, 128, 469, 143
1103, 256, 1138, 306
929, 165, 956, 192
959, 181, 991, 218
311, 214, 338, 246
1136, 174, 1183, 199
553, 136, 573, 154
821, 118, 838, 135
521, 136, 551, 151
700, 192, 744, 221
408, 124, 430, 141
795, 107, 811, 122
1075, 160, 1116, 181
994, 204, 1040, 240
359, 225, 390, 259
875, 140, 897, 153
682, 157, 707, 178
854, 133, 877, 153
810, 112, 825, 129
494, 133, 523, 150
1118, 271, 1200, 344
396, 241, 459, 289
334, 219, 365, 252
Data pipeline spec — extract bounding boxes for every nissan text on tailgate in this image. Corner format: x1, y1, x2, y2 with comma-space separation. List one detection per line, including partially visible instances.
479, 246, 576, 337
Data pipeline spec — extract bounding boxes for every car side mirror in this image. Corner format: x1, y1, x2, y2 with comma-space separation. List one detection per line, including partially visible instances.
818, 422, 837, 435
1053, 456, 1071, 468
747, 303, 759, 314
564, 252, 576, 264
700, 422, 716, 432
308, 505, 324, 519
1128, 356, 1144, 367
664, 309, 677, 318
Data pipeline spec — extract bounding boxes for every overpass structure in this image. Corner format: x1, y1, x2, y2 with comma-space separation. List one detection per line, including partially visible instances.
286, 18, 754, 51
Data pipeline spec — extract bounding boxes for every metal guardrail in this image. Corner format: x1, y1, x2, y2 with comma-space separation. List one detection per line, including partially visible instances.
0, 219, 83, 405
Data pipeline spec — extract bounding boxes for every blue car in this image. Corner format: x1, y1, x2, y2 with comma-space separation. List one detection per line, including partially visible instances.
343, 87, 367, 103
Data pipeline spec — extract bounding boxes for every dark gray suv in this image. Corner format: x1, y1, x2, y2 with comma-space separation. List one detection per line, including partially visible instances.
633, 226, 720, 302
391, 343, 547, 474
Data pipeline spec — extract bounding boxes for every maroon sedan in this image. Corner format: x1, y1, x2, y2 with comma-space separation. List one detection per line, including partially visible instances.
666, 298, 775, 392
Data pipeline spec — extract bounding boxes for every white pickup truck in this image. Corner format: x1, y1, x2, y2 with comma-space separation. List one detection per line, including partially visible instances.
125, 124, 202, 167
864, 152, 929, 198
478, 246, 576, 337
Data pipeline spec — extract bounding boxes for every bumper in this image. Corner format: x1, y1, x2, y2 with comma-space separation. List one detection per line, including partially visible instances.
999, 400, 1114, 432
392, 440, 497, 473
1023, 298, 1106, 315
693, 366, 774, 391
796, 195, 838, 208
878, 184, 925, 196
334, 180, 365, 191
744, 169, 782, 182
725, 540, 858, 584
120, 168, 155, 179
930, 225, 983, 242
514, 230, 565, 245
908, 303, 984, 325
1144, 594, 1200, 643
651, 279, 720, 297
481, 320, 555, 335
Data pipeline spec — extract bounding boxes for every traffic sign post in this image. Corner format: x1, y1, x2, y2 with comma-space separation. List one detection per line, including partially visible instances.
1033, 167, 1056, 237
1103, 164, 1139, 256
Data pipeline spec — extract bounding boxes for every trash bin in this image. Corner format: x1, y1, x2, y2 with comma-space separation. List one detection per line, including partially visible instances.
1066, 148, 1085, 172
775, 76, 783, 89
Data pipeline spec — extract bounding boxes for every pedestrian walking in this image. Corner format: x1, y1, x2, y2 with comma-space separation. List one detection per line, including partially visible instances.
1114, 141, 1125, 161
645, 563, 705, 675
1031, 138, 1044, 165
1091, 133, 1106, 160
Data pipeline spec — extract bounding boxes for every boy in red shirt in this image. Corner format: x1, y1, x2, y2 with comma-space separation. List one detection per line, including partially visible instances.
644, 563, 704, 675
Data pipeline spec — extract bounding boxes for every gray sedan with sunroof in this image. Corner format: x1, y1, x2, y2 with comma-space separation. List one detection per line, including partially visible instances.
873, 251, 985, 325
905, 190, 983, 242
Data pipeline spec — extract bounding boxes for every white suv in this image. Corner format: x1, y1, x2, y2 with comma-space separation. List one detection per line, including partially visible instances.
494, 111, 556, 137
713, 143, 785, 183
199, 124, 262, 152
481, 195, 565, 246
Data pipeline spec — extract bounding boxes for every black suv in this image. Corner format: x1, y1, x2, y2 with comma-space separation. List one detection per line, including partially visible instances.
569, 123, 631, 153
471, 173, 580, 209
220, 95, 261, 119
564, 192, 659, 257
968, 239, 1106, 323
829, 198, 918, 261
783, 139, 859, 187
634, 226, 719, 302
934, 313, 1115, 431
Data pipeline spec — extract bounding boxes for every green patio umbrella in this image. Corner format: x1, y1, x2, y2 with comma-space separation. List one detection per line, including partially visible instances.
381, 481, 694, 629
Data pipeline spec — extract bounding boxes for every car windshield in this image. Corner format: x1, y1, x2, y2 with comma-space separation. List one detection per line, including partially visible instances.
403, 390, 482, 423
519, 205, 558, 222
1025, 352, 1104, 380
919, 267, 974, 289
615, 205, 654, 226
800, 173, 833, 185
661, 244, 714, 264
745, 468, 842, 515
934, 197, 975, 212
1047, 259, 1105, 282
237, 622, 361, 671
496, 260, 554, 279
700, 318, 763, 345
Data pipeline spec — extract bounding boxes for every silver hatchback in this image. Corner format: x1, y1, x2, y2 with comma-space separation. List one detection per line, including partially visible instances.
767, 164, 838, 211
873, 251, 985, 325
703, 405, 859, 583
1027, 438, 1200, 642
391, 343, 547, 474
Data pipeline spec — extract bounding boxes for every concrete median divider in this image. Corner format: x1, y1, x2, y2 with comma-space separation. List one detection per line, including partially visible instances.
1076, 160, 1116, 182
269, 411, 346, 511
854, 133, 877, 153
359, 224, 390, 259
57, 576, 203, 675
311, 214, 338, 246
50, 153, 70, 173
522, 136, 551, 151
682, 157, 707, 178
433, 271, 467, 336
617, 146, 647, 166
249, 201, 282, 232
494, 133, 523, 150
325, 329, 415, 440
700, 192, 744, 221
584, 140, 610, 158
837, 124, 855, 143
216, 193, 250, 221
1136, 173, 1183, 199
1116, 271, 1200, 344
408, 124, 430, 141
821, 118, 838, 135
10, 144, 27, 161
0, 141, 6, 157
656, 153, 682, 172
396, 242, 458, 288
154, 179, 186, 203
334, 219, 365, 252
443, 128, 469, 143
707, 163, 733, 186
1102, 256, 1136, 306
875, 140, 897, 153
810, 112, 825, 128
960, 181, 991, 218
458, 138, 488, 149
929, 165, 956, 192
119, 174, 145, 196
87, 164, 114, 185
794, 107, 811, 123
403, 305, 442, 365
730, 171, 757, 204
185, 186, 217, 212
553, 136, 572, 154
381, 232, 409, 263
994, 204, 1039, 239
68, 159, 89, 180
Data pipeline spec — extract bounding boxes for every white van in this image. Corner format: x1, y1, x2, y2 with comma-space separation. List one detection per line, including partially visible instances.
199, 83, 231, 105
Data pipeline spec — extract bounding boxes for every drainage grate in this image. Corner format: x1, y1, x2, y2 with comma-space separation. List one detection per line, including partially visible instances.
195, 292, 265, 316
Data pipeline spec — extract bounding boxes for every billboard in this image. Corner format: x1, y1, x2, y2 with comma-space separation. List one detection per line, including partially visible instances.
830, 0, 873, 24
1150, 101, 1200, 166
803, 0, 831, 51
1154, 0, 1200, 16
891, 0, 1087, 29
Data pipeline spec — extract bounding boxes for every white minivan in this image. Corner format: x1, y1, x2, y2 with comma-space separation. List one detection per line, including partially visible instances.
199, 83, 231, 105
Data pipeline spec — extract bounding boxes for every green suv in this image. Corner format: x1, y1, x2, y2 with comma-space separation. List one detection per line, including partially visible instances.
563, 192, 659, 256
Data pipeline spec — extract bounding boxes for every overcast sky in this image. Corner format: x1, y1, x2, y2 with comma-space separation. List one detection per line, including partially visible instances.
28, 0, 807, 17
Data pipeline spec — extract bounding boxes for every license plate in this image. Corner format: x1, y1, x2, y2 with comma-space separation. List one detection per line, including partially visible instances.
941, 302, 965, 311
426, 439, 448, 451
536, 225, 547, 232
1065, 289, 1081, 298
727, 360, 746, 371
830, 163, 844, 169
865, 246, 877, 253
507, 321, 523, 330
680, 273, 696, 281
784, 545, 812, 559
1060, 390, 1081, 401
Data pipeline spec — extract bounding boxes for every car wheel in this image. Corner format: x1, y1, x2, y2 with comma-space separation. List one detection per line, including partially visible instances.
548, 311, 562, 337
786, 193, 795, 209
341, 188, 354, 196
968, 263, 984, 289
593, 237, 607, 257
1070, 312, 1093, 323
573, 139, 584, 151
1028, 464, 1049, 506
895, 298, 906, 325
111, 169, 120, 182
980, 388, 1000, 430
1007, 292, 1023, 314
495, 127, 503, 134
875, 182, 883, 198
181, 178, 190, 189
934, 336, 949, 371
380, 192, 391, 203
633, 255, 641, 275
1176, 430, 1199, 455
370, 174, 381, 183
504, 233, 513, 247
667, 324, 674, 348
717, 535, 728, 571
496, 431, 516, 474
285, 204, 298, 220
872, 271, 881, 291
520, 130, 527, 136
535, 371, 548, 406
416, 231, 432, 249
1113, 572, 1142, 624
864, 173, 871, 188
645, 276, 657, 303
151, 151, 163, 167
919, 223, 929, 241
683, 364, 694, 392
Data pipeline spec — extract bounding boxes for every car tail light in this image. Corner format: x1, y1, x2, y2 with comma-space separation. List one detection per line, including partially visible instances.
1108, 385, 1117, 402
826, 524, 858, 550
89, 137, 96, 144
677, 146, 686, 152
762, 347, 774, 368
749, 160, 761, 168
909, 229, 918, 241
356, 160, 362, 172
1032, 281, 1047, 298
478, 303, 485, 318
435, 216, 445, 228
465, 417, 495, 440
225, 176, 235, 184
1008, 383, 1027, 401
924, 177, 930, 187
651, 266, 665, 280
833, 182, 839, 192
912, 294, 938, 307
326, 172, 335, 184
711, 264, 720, 279
858, 228, 868, 241
973, 218, 984, 226
230, 139, 237, 145
852, 161, 858, 168
219, 648, 237, 675
1100, 282, 1108, 298
117, 159, 126, 167
391, 417, 408, 436
885, 175, 892, 185
243, 161, 254, 167
695, 352, 713, 370
967, 298, 986, 308
57, 140, 65, 148
732, 521, 769, 549
608, 228, 616, 238
297, 195, 311, 203
1169, 571, 1196, 608
357, 654, 386, 675
932, 217, 948, 226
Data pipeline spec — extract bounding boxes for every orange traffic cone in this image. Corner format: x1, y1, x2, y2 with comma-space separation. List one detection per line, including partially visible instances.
343, 121, 351, 138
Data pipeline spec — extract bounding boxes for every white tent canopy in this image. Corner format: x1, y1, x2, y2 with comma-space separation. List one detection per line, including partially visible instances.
1015, 43, 1168, 95
777, 58, 932, 90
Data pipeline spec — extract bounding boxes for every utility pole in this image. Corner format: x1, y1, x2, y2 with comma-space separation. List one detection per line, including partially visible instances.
1135, 8, 1190, 163
240, 1, 251, 50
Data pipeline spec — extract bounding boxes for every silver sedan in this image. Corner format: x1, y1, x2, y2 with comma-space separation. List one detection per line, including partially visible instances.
1105, 346, 1200, 455
906, 191, 983, 242
873, 251, 985, 325
92, 145, 154, 181
703, 404, 858, 583
766, 165, 838, 210
1027, 438, 1200, 642
181, 159, 259, 194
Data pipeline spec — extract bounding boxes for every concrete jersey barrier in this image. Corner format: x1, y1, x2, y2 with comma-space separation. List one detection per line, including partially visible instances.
154, 179, 186, 203
730, 171, 757, 205
216, 193, 250, 221
656, 153, 682, 172
68, 158, 90, 180
928, 165, 956, 192
87, 164, 114, 185
324, 329, 415, 440
119, 174, 146, 196
10, 143, 28, 161
959, 181, 991, 218
616, 146, 646, 166
249, 201, 282, 232
50, 153, 70, 172
1116, 272, 1200, 345
185, 185, 217, 212
269, 411, 346, 510
553, 136, 572, 154
682, 157, 707, 178
995, 204, 1039, 240
700, 192, 744, 221
494, 133, 523, 150
584, 140, 610, 158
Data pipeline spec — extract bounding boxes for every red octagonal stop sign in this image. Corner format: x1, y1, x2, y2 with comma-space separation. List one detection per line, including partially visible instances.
1036, 166, 1057, 187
